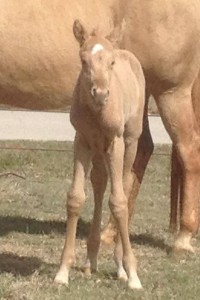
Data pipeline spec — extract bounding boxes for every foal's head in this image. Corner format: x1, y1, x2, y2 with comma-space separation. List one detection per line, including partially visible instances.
73, 20, 124, 111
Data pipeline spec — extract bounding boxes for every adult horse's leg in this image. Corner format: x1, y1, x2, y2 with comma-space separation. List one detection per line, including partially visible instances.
101, 95, 154, 243
156, 85, 200, 252
84, 156, 108, 276
170, 73, 200, 234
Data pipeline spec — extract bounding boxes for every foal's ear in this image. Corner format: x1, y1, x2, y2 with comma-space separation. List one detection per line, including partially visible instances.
73, 20, 88, 46
107, 19, 126, 48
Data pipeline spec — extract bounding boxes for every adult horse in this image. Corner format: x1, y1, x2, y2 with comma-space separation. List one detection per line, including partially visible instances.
102, 0, 200, 254
1, 0, 200, 281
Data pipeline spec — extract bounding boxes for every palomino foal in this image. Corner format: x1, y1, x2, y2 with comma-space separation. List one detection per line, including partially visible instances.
55, 20, 145, 290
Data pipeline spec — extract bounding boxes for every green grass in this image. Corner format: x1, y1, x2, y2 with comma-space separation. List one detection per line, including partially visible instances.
0, 141, 199, 300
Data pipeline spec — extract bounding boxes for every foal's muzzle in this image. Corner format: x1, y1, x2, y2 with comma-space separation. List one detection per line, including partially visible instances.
91, 87, 110, 106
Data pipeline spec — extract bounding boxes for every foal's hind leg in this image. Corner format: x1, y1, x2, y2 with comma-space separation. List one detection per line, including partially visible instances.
85, 156, 107, 276
156, 87, 200, 252
127, 103, 154, 220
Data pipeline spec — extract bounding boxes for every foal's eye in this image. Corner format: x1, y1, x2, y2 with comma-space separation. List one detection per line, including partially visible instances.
111, 60, 115, 67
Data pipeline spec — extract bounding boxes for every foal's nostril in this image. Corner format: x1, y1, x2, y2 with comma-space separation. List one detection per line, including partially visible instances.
91, 87, 96, 97
91, 87, 109, 101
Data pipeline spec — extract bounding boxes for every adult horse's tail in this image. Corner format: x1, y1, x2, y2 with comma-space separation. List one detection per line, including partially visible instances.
170, 71, 200, 233
169, 145, 182, 232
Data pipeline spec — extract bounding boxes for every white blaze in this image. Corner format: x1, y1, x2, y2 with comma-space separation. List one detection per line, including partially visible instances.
91, 44, 104, 55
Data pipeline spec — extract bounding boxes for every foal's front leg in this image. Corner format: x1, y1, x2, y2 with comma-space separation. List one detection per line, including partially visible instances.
106, 136, 142, 289
101, 101, 153, 244
114, 132, 141, 282
85, 155, 107, 276
55, 134, 91, 285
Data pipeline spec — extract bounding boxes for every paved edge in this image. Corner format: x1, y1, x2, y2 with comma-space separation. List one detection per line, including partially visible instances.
0, 111, 171, 143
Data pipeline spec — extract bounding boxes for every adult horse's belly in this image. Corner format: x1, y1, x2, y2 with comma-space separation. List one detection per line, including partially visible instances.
124, 0, 200, 94
0, 0, 116, 110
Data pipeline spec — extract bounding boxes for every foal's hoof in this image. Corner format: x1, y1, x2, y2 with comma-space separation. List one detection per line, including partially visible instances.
117, 267, 128, 282
54, 268, 69, 286
128, 272, 143, 290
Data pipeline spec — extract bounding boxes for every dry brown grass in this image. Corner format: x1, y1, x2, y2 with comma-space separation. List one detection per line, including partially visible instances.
0, 141, 199, 300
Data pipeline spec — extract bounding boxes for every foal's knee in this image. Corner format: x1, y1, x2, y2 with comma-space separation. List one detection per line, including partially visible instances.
109, 193, 128, 221
67, 189, 85, 217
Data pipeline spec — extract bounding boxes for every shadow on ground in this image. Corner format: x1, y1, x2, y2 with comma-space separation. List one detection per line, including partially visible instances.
0, 215, 90, 238
0, 252, 51, 277
0, 215, 171, 252
130, 233, 171, 253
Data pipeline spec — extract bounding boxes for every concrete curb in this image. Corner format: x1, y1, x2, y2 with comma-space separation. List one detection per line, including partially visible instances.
0, 111, 171, 144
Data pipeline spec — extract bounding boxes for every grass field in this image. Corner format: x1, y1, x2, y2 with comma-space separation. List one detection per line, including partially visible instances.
0, 141, 199, 300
